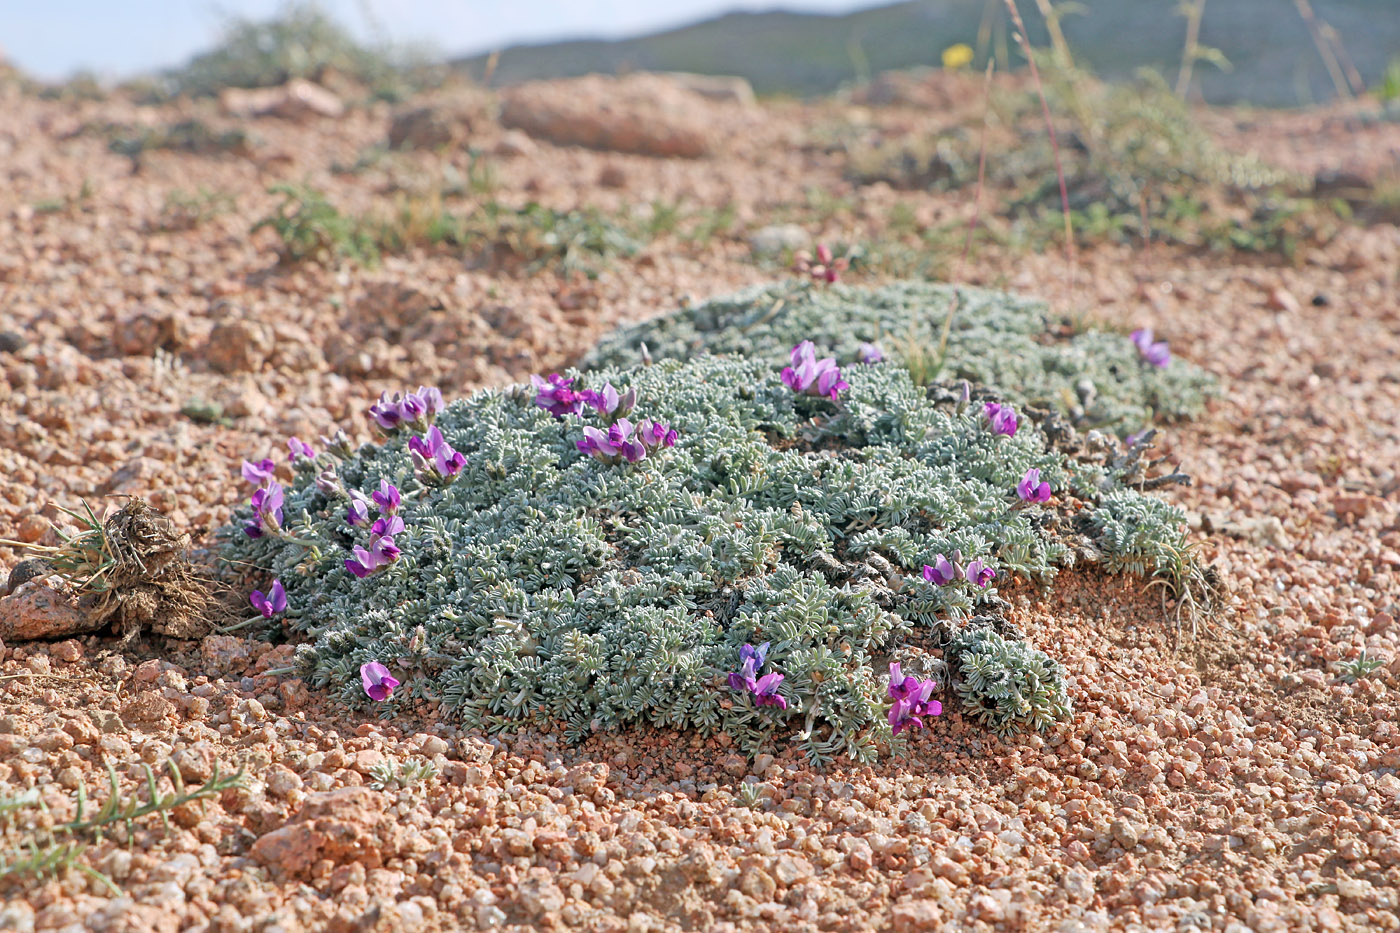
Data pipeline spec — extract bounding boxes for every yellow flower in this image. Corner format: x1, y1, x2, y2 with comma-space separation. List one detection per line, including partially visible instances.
941, 43, 974, 71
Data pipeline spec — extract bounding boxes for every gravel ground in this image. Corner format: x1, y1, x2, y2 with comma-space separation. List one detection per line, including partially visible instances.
1, 75, 1399, 932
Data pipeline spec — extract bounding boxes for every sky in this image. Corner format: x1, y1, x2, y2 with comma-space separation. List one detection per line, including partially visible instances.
4, 0, 877, 80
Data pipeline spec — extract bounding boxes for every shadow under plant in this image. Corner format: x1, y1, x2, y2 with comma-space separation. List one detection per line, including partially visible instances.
222, 282, 1208, 764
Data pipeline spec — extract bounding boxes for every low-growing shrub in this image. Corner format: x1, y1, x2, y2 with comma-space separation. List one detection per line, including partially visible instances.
584, 280, 1214, 435
949, 625, 1073, 736
224, 337, 1194, 760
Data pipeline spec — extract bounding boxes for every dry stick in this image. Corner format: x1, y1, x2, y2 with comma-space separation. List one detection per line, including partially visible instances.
1174, 0, 1208, 99
1002, 0, 1076, 292
1293, 0, 1353, 101
1030, 0, 1076, 72
935, 60, 997, 368
1321, 21, 1366, 97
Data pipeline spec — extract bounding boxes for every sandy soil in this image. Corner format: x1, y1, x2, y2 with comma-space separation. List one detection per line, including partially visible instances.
1, 74, 1399, 933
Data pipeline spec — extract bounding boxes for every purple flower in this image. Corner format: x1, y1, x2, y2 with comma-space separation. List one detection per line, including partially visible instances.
922, 551, 963, 586
371, 479, 401, 515
360, 662, 400, 702
346, 490, 372, 527
577, 418, 649, 464
345, 533, 400, 577
1016, 468, 1052, 503
241, 459, 276, 486
581, 383, 637, 420
409, 425, 466, 480
1130, 328, 1171, 368
857, 341, 884, 364
244, 482, 285, 538
984, 401, 1018, 437
782, 341, 849, 401
727, 642, 770, 691
415, 386, 445, 422
370, 515, 405, 538
345, 546, 377, 578
887, 662, 942, 736
532, 373, 586, 419
287, 437, 316, 462
727, 643, 788, 710
369, 391, 407, 432
752, 672, 788, 709
636, 420, 678, 450
965, 559, 997, 588
249, 580, 287, 618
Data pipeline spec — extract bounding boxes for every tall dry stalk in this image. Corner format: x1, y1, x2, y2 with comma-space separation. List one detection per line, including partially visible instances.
1293, 0, 1355, 100
1030, 0, 1080, 72
1175, 0, 1207, 98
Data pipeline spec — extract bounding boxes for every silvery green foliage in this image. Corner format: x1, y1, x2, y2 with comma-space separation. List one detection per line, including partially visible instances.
583, 280, 1214, 434
1088, 489, 1191, 580
223, 355, 1143, 762
949, 626, 1073, 736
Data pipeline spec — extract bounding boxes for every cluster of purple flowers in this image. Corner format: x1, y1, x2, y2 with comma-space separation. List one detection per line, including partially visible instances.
243, 482, 285, 539
576, 418, 677, 465
922, 550, 997, 588
345, 480, 404, 578
360, 662, 400, 701
887, 662, 942, 736
1016, 467, 1052, 504
532, 373, 586, 418
727, 642, 787, 710
533, 375, 641, 423
782, 341, 849, 401
409, 425, 466, 482
1130, 328, 1171, 368
369, 386, 444, 434
532, 375, 678, 466
249, 579, 286, 618
857, 341, 884, 365
984, 401, 1018, 437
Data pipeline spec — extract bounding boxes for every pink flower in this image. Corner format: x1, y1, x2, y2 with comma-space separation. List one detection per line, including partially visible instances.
241, 459, 276, 485
249, 579, 286, 618
532, 373, 586, 418
287, 437, 316, 462
887, 662, 942, 735
781, 341, 848, 401
1016, 468, 1052, 503
360, 662, 400, 701
984, 401, 1018, 437
1130, 328, 1171, 368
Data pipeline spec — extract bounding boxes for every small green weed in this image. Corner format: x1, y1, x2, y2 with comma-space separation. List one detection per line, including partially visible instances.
0, 760, 244, 893
368, 756, 440, 792
254, 183, 380, 265
1335, 650, 1385, 684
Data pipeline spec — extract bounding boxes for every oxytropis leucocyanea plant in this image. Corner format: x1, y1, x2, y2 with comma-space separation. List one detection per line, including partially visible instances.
583, 280, 1215, 437
222, 340, 1195, 762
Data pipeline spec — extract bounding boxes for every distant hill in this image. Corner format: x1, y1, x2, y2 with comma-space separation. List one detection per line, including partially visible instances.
452, 0, 1399, 107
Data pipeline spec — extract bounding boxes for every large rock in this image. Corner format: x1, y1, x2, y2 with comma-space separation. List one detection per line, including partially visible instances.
220, 79, 344, 121
0, 583, 97, 642
500, 74, 718, 158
